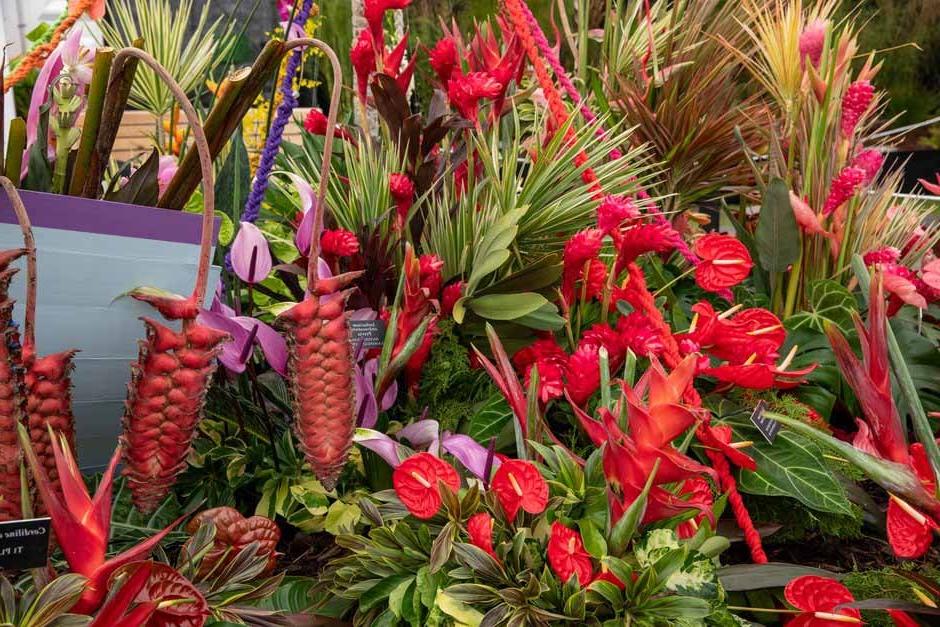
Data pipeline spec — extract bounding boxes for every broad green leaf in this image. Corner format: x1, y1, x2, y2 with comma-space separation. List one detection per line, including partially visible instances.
755, 177, 800, 272
466, 208, 525, 295
731, 422, 852, 515
787, 280, 858, 333
578, 519, 607, 558
465, 292, 549, 321
514, 302, 566, 330
360, 574, 413, 611
388, 578, 415, 618
463, 393, 512, 442
435, 590, 483, 627
323, 501, 361, 535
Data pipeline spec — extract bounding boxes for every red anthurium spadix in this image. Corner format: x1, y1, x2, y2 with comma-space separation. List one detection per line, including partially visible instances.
114, 49, 231, 513
273, 41, 360, 490
0, 249, 26, 522
17, 426, 184, 613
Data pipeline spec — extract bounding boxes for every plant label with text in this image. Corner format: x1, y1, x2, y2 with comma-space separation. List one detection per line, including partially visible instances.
0, 517, 51, 569
349, 319, 386, 350
750, 400, 780, 444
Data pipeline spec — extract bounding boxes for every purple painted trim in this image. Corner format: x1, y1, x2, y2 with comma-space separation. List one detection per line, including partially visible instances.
0, 190, 220, 245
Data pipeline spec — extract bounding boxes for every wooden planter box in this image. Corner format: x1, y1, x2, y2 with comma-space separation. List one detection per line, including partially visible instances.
106, 108, 312, 161
0, 190, 221, 471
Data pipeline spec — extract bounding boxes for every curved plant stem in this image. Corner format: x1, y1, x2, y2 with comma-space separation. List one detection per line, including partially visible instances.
0, 177, 36, 345
111, 48, 215, 306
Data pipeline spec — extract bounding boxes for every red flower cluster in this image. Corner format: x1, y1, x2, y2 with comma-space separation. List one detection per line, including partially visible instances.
822, 166, 866, 216
303, 108, 354, 143
597, 194, 638, 235
614, 222, 678, 274
447, 72, 502, 122
428, 37, 458, 84
864, 250, 940, 315
441, 280, 465, 317
350, 1, 416, 102
393, 452, 459, 519
320, 229, 359, 263
391, 246, 442, 394
389, 172, 415, 229
512, 336, 568, 403
561, 228, 604, 303
692, 234, 753, 293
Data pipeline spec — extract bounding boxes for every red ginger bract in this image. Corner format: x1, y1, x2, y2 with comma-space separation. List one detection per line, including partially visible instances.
277, 273, 361, 490
122, 311, 228, 512
841, 80, 874, 138
0, 250, 25, 522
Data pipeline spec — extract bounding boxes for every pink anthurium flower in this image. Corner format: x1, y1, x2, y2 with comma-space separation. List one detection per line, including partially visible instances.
231, 221, 273, 284
198, 297, 288, 375
286, 173, 318, 256
157, 156, 178, 196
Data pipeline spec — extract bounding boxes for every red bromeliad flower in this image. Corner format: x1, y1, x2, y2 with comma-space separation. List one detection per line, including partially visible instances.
799, 19, 827, 68
491, 459, 548, 520
570, 356, 719, 526
466, 512, 498, 559
784, 576, 862, 626
320, 229, 360, 263
19, 429, 183, 613
447, 71, 503, 122
822, 166, 866, 216
547, 522, 593, 586
428, 36, 459, 85
382, 33, 418, 94
393, 452, 460, 519
841, 80, 874, 138
303, 108, 354, 143
389, 172, 415, 229
693, 234, 752, 292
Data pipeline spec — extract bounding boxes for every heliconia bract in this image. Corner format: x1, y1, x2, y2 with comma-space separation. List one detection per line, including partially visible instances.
0, 249, 25, 523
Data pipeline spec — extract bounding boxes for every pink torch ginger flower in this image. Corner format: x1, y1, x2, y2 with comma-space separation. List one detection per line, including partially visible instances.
841, 80, 875, 137
851, 149, 884, 185
799, 19, 827, 68
822, 166, 866, 215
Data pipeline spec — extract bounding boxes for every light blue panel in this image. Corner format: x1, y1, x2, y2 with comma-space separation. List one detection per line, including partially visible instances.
0, 223, 222, 470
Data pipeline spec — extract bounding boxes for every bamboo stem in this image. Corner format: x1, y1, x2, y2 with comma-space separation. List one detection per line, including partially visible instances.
4, 119, 26, 185
0, 177, 37, 346
80, 38, 144, 199
69, 48, 113, 196
158, 40, 286, 210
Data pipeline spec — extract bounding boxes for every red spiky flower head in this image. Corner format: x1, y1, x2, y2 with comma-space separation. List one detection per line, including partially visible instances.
693, 234, 753, 292
393, 452, 460, 519
799, 19, 827, 69
784, 575, 862, 626
320, 229, 360, 262
447, 71, 502, 122
841, 80, 874, 138
491, 458, 548, 520
547, 522, 593, 586
429, 36, 459, 84
389, 172, 415, 227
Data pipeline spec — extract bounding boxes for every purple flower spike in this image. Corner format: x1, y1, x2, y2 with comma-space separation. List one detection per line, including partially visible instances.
232, 221, 273, 284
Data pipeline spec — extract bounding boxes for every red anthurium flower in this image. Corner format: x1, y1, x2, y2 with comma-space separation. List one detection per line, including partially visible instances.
136, 562, 211, 627
693, 234, 753, 292
466, 512, 498, 559
701, 355, 816, 390
393, 452, 460, 519
491, 459, 548, 520
887, 443, 938, 559
784, 575, 862, 626
547, 522, 593, 586
592, 564, 625, 589
681, 301, 785, 364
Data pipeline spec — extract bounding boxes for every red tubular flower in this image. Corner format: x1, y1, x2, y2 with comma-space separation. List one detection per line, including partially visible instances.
393, 452, 460, 519
693, 234, 753, 292
186, 506, 281, 575
350, 29, 377, 102
547, 522, 593, 586
0, 250, 25, 522
822, 166, 866, 215
428, 36, 458, 84
784, 575, 862, 626
841, 80, 874, 138
491, 459, 548, 520
389, 172, 415, 228
277, 272, 362, 490
446, 71, 502, 122
122, 310, 229, 512
466, 512, 497, 558
614, 222, 678, 273
616, 312, 665, 358
22, 346, 78, 515
304, 108, 354, 143
441, 281, 465, 317
597, 194, 638, 235
19, 430, 183, 613
565, 345, 601, 406
562, 228, 604, 302
320, 229, 360, 262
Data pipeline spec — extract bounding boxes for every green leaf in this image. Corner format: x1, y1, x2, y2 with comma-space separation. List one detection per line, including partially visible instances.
787, 280, 858, 334
730, 421, 852, 515
755, 177, 800, 272
718, 563, 842, 592
360, 574, 413, 611
514, 302, 566, 330
106, 148, 159, 206
435, 590, 483, 627
465, 292, 549, 321
214, 130, 250, 223
578, 520, 607, 559
464, 393, 512, 442
466, 207, 525, 295
388, 578, 415, 618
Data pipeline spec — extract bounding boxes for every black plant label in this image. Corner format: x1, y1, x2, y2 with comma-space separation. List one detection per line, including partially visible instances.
0, 517, 50, 569
750, 400, 780, 444
349, 319, 386, 350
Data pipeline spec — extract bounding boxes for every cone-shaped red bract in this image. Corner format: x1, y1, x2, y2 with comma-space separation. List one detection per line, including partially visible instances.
0, 250, 25, 522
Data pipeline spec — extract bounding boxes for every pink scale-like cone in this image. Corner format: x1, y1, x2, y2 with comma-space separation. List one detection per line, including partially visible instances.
0, 251, 25, 522
277, 275, 359, 491
22, 346, 78, 515
121, 317, 228, 512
